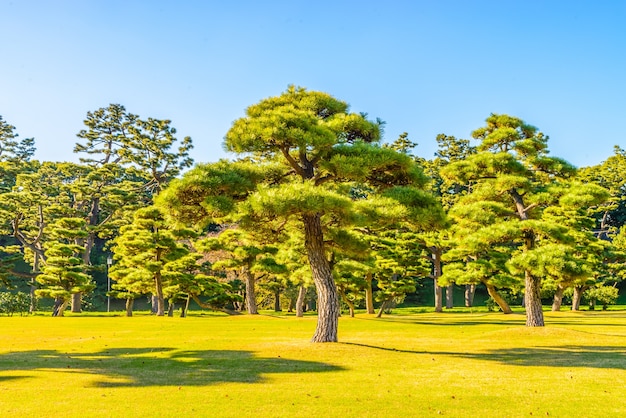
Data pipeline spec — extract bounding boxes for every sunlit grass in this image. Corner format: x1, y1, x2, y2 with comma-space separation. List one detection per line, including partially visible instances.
2, 309, 626, 417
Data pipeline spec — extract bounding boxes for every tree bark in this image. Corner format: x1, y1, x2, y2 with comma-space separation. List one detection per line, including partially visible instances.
52, 297, 69, 317
376, 299, 389, 318
296, 285, 307, 317
572, 286, 585, 311
464, 284, 476, 307
243, 268, 258, 314
181, 295, 190, 318
485, 283, 512, 314
551, 284, 565, 312
71, 293, 82, 313
125, 298, 134, 317
431, 248, 443, 312
303, 213, 339, 342
525, 271, 544, 326
274, 289, 282, 312
446, 284, 454, 309
167, 301, 175, 317
365, 273, 375, 314
154, 272, 165, 316
339, 290, 355, 318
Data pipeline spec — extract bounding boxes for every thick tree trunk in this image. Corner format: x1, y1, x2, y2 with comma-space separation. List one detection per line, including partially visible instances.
125, 298, 134, 317
486, 284, 512, 314
296, 285, 307, 317
303, 213, 339, 343
167, 301, 175, 317
431, 248, 443, 312
552, 284, 565, 312
71, 293, 82, 313
365, 273, 375, 314
572, 286, 585, 311
446, 284, 454, 309
464, 284, 476, 307
525, 271, 544, 326
243, 269, 258, 314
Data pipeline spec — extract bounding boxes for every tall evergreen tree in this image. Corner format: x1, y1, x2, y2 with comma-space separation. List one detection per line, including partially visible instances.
442, 114, 578, 326
159, 86, 436, 342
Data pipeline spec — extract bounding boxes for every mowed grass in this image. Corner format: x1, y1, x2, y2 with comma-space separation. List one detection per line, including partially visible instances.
2, 310, 626, 417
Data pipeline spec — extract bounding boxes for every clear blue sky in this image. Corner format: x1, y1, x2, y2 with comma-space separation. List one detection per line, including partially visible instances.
1, 0, 625, 168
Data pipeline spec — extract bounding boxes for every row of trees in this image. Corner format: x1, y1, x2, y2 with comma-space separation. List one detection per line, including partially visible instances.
1, 87, 626, 343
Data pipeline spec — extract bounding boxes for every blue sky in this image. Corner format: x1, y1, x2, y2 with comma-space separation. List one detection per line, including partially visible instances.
1, 0, 625, 168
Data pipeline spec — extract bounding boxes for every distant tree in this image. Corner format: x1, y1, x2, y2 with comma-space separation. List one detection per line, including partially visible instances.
110, 206, 188, 316
441, 114, 579, 327
35, 218, 94, 316
195, 228, 285, 315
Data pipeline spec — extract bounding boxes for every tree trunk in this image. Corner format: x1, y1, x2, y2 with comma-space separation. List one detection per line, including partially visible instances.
154, 273, 165, 316
572, 286, 585, 311
464, 284, 476, 307
376, 300, 388, 318
71, 293, 82, 313
552, 284, 565, 312
274, 290, 282, 312
589, 299, 596, 310
29, 281, 37, 314
365, 273, 375, 314
485, 284, 512, 314
296, 285, 307, 317
432, 248, 443, 312
525, 271, 544, 326
181, 295, 190, 318
446, 284, 454, 309
303, 213, 339, 343
150, 294, 158, 314
52, 297, 69, 317
243, 269, 258, 314
167, 301, 175, 317
339, 290, 355, 318
125, 298, 134, 317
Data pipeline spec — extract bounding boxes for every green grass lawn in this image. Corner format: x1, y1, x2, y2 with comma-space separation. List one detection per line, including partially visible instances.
1, 309, 626, 417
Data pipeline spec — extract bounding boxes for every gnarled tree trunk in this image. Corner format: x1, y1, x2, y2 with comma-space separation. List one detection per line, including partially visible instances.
303, 213, 339, 343
486, 283, 512, 314
525, 272, 544, 326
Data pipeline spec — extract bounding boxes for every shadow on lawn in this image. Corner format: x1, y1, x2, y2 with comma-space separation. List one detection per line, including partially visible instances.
0, 348, 343, 387
342, 342, 626, 370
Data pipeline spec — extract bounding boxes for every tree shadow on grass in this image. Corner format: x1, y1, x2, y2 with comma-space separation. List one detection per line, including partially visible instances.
0, 347, 343, 387
342, 342, 626, 370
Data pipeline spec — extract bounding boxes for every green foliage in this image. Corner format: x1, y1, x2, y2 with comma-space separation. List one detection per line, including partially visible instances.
0, 291, 30, 316
584, 285, 619, 310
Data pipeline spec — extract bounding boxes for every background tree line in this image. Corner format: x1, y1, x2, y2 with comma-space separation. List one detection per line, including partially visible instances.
1, 87, 625, 342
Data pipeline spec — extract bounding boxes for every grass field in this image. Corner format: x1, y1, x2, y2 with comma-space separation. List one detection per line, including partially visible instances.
1, 309, 626, 417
